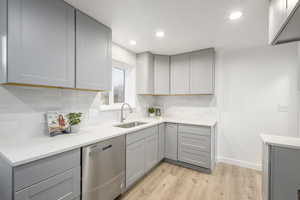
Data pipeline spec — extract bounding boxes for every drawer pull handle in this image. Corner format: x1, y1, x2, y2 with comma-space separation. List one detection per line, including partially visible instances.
102, 144, 112, 151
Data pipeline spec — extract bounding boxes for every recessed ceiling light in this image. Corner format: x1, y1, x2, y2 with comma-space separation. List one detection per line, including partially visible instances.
229, 11, 243, 20
129, 40, 137, 45
156, 31, 165, 38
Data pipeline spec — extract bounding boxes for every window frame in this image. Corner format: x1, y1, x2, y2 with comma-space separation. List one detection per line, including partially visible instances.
100, 60, 135, 111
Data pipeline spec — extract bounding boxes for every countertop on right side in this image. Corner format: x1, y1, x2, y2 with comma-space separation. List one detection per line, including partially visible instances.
261, 134, 300, 150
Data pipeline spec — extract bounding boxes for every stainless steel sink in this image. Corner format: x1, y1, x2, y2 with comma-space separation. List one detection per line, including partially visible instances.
115, 121, 147, 129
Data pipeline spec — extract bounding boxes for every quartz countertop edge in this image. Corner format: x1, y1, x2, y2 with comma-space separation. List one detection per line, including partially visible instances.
261, 134, 300, 150
0, 118, 217, 167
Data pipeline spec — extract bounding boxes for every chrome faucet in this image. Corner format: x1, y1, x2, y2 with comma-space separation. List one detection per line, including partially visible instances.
120, 103, 133, 123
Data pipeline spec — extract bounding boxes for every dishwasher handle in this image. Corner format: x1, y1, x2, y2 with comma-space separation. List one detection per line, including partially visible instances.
88, 144, 113, 156
102, 144, 112, 151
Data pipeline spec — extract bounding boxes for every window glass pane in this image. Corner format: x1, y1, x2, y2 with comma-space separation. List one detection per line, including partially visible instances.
112, 67, 125, 104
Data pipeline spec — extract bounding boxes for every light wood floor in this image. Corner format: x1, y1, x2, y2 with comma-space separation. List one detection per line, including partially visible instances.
121, 162, 262, 200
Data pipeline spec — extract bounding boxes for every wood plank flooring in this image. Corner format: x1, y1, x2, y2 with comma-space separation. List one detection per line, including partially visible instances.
121, 162, 262, 200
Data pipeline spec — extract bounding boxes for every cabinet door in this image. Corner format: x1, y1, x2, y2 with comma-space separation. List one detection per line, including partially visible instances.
136, 52, 154, 94
0, 0, 6, 83
269, 0, 287, 44
76, 11, 112, 91
270, 146, 300, 200
144, 133, 159, 172
126, 139, 145, 188
154, 55, 170, 95
170, 54, 190, 94
165, 124, 178, 160
262, 144, 270, 200
8, 0, 75, 87
158, 124, 165, 161
190, 49, 214, 94
15, 167, 80, 200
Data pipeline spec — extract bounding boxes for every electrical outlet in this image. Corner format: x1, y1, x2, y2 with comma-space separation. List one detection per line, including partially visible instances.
277, 104, 289, 112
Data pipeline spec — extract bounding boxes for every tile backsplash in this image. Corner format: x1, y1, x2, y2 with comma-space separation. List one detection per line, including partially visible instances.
0, 85, 153, 139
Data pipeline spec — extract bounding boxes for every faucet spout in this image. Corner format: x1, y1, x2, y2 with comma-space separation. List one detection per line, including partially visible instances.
120, 103, 133, 123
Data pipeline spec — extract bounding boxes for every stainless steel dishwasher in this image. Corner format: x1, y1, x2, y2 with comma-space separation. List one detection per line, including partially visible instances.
82, 135, 125, 200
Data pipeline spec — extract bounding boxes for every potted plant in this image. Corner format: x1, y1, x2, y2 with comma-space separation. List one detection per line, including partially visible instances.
67, 112, 82, 133
148, 107, 156, 118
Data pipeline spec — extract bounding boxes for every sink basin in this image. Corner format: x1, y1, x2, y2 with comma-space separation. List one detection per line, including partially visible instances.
115, 121, 147, 129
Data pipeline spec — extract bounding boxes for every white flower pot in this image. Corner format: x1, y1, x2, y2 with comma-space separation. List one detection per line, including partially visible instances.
149, 113, 156, 118
71, 124, 81, 133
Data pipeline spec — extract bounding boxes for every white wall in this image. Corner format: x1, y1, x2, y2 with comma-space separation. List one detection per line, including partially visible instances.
216, 43, 299, 170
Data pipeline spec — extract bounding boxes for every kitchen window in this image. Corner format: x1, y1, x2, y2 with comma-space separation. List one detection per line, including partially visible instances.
100, 60, 135, 110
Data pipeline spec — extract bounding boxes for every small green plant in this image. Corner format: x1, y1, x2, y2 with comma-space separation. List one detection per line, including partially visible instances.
148, 107, 155, 114
67, 112, 82, 126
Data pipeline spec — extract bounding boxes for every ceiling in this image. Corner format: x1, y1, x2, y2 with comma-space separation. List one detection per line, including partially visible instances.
65, 0, 269, 54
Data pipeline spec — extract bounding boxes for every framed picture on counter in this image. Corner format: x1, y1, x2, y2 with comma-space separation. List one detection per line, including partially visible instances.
46, 112, 71, 137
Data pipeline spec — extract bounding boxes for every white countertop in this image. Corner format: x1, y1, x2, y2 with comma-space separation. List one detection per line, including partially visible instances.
261, 134, 300, 150
0, 117, 217, 167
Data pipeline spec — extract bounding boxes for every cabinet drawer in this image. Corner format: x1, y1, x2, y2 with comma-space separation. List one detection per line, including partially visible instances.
126, 126, 157, 145
178, 125, 211, 136
15, 167, 80, 200
14, 149, 80, 191
179, 148, 210, 169
179, 132, 211, 152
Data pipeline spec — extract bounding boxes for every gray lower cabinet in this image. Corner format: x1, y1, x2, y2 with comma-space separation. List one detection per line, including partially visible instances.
178, 125, 215, 170
0, 149, 81, 200
158, 123, 165, 161
144, 132, 159, 172
0, 0, 6, 83
7, 0, 75, 87
15, 167, 80, 200
126, 126, 159, 189
262, 145, 300, 200
126, 138, 145, 188
76, 11, 112, 91
165, 123, 178, 160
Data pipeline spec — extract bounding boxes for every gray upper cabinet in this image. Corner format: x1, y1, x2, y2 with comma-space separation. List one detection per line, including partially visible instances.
269, 0, 287, 44
76, 11, 112, 91
137, 49, 215, 96
190, 49, 215, 94
287, 0, 299, 15
0, 0, 6, 83
8, 0, 75, 87
136, 52, 154, 94
170, 54, 190, 95
154, 55, 170, 95
165, 123, 178, 160
269, 0, 300, 44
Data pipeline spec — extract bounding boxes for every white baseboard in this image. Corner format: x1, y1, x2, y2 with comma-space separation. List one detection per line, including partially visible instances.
217, 157, 262, 171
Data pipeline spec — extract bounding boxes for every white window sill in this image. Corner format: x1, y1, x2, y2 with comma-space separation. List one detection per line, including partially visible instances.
100, 104, 136, 112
